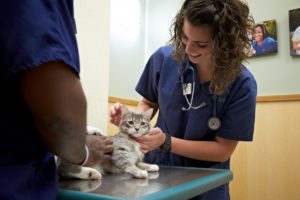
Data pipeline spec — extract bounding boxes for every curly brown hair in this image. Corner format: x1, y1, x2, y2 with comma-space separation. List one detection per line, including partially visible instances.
169, 0, 254, 95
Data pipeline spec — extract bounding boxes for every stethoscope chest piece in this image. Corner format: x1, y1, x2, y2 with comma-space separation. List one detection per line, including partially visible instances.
208, 116, 221, 131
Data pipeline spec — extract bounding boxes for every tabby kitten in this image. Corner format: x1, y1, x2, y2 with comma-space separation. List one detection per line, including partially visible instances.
101, 106, 159, 178
57, 107, 159, 180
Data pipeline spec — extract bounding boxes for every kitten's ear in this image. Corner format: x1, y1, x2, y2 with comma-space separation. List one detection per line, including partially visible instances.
121, 105, 130, 116
143, 108, 153, 121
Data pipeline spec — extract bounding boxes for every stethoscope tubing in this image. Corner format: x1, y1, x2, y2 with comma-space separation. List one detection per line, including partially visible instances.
180, 59, 221, 130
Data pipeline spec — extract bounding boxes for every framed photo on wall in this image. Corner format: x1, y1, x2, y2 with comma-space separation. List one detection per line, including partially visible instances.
289, 8, 300, 56
247, 19, 278, 57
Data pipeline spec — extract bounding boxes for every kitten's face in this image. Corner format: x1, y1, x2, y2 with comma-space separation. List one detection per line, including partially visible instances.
119, 108, 153, 138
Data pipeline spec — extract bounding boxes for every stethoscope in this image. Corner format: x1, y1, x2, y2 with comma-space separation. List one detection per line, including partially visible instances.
180, 60, 221, 131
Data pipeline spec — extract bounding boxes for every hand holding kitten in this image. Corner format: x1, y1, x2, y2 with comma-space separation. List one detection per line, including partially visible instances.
135, 127, 166, 154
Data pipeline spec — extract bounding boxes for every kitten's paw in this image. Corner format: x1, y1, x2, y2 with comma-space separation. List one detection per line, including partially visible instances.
79, 167, 102, 180
87, 126, 106, 136
134, 170, 148, 179
137, 162, 159, 172
59, 166, 102, 180
88, 169, 102, 180
147, 164, 159, 172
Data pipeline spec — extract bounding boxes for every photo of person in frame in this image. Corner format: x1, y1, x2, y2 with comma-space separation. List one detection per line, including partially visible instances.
289, 8, 300, 56
249, 19, 278, 57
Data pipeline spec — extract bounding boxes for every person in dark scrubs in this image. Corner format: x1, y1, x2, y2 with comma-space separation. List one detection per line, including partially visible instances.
0, 1, 112, 200
110, 0, 257, 199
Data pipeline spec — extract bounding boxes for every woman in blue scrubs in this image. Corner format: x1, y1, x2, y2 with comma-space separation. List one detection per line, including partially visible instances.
111, 0, 257, 199
252, 23, 278, 56
0, 1, 112, 200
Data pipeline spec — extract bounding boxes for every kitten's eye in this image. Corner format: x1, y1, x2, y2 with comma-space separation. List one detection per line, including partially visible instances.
141, 122, 146, 126
127, 121, 134, 125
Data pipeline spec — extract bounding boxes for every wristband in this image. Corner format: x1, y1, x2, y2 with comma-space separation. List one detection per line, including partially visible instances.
159, 133, 171, 153
79, 145, 89, 166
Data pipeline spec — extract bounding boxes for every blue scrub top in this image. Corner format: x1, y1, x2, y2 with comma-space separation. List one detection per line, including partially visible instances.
253, 37, 278, 55
136, 45, 257, 200
0, 1, 79, 200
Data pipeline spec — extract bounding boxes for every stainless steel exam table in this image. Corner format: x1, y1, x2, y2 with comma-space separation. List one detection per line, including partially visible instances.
58, 166, 233, 200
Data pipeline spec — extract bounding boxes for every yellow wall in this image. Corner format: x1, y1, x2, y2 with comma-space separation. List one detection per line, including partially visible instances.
108, 96, 300, 200
230, 100, 300, 200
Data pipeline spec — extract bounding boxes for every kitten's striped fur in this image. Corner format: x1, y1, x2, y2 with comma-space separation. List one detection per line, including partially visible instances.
101, 106, 159, 178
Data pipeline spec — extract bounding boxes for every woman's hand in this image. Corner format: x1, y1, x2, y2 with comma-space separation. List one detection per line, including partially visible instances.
109, 102, 124, 126
135, 127, 166, 154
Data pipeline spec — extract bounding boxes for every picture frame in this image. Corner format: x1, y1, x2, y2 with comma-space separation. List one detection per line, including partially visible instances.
289, 8, 300, 57
247, 19, 278, 57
